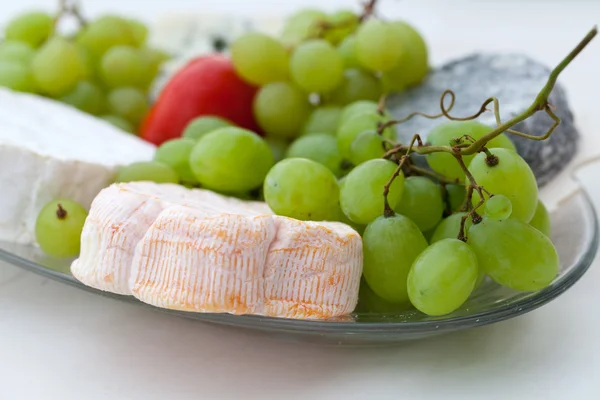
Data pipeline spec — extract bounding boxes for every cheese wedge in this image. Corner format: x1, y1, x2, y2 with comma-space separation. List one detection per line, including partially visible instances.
0, 88, 155, 245
72, 182, 362, 319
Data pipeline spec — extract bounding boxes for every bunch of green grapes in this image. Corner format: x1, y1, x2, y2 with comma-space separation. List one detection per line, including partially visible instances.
0, 9, 168, 134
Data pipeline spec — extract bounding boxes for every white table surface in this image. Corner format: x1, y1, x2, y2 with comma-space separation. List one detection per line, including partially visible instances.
1, 1, 600, 399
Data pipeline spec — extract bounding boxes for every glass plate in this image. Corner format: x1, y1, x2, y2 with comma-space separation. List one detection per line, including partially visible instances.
0, 186, 597, 346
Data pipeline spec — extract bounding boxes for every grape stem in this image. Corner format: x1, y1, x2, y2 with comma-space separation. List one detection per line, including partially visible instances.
360, 0, 379, 22
382, 134, 421, 217
55, 0, 87, 27
454, 155, 488, 241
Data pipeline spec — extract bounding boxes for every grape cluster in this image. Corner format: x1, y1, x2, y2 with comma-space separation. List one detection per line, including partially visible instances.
0, 10, 168, 133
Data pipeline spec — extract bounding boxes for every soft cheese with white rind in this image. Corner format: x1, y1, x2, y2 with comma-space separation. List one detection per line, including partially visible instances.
0, 88, 155, 245
73, 182, 362, 319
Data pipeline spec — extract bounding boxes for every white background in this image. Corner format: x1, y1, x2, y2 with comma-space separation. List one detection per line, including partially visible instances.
1, 1, 600, 399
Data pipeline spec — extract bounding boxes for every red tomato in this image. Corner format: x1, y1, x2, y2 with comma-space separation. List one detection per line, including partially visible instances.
141, 54, 261, 145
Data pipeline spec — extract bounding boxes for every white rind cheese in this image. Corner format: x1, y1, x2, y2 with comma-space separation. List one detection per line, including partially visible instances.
0, 88, 156, 245
72, 182, 363, 320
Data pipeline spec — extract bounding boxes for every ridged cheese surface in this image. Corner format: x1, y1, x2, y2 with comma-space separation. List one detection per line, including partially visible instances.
72, 182, 362, 320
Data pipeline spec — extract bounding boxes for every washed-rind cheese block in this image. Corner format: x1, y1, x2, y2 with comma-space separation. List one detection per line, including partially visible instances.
73, 182, 362, 319
0, 88, 155, 245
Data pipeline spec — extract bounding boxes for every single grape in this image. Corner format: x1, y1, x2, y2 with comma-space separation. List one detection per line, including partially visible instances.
430, 212, 473, 244
339, 100, 380, 124
231, 33, 289, 86
0, 61, 35, 92
326, 68, 382, 105
407, 238, 478, 316
340, 159, 404, 225
182, 116, 232, 141
381, 21, 429, 92
286, 134, 344, 176
337, 35, 361, 69
363, 214, 428, 303
355, 19, 404, 72
35, 199, 88, 258
76, 15, 135, 58
349, 130, 385, 165
0, 41, 35, 64
190, 127, 273, 193
322, 10, 359, 45
154, 138, 197, 184
356, 279, 413, 314
116, 161, 179, 183
59, 81, 105, 115
337, 110, 394, 158
128, 19, 148, 47
138, 47, 170, 89
426, 121, 516, 181
395, 176, 444, 232
529, 200, 551, 237
290, 39, 344, 93
253, 82, 310, 139
100, 45, 145, 88
301, 105, 341, 136
446, 183, 466, 212
280, 9, 327, 48
107, 87, 148, 127
100, 115, 134, 133
4, 12, 53, 47
31, 37, 85, 96
265, 138, 288, 163
264, 158, 339, 221
485, 194, 513, 220
468, 217, 559, 291
469, 148, 538, 222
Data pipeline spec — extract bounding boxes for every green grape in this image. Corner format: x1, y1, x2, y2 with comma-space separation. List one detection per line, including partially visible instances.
349, 130, 385, 165
485, 194, 512, 220
469, 148, 538, 222
301, 106, 341, 136
326, 68, 382, 105
107, 87, 148, 127
290, 39, 344, 93
31, 37, 85, 96
426, 121, 516, 181
265, 138, 288, 163
35, 199, 88, 258
430, 212, 472, 244
4, 12, 53, 47
154, 138, 197, 184
322, 10, 359, 46
263, 158, 339, 221
138, 47, 169, 89
0, 61, 35, 92
337, 110, 394, 158
395, 176, 444, 232
280, 9, 327, 48
363, 214, 428, 303
337, 35, 361, 69
77, 45, 96, 80
529, 200, 551, 237
182, 116, 232, 141
100, 115, 134, 133
446, 183, 466, 212
355, 19, 404, 72
253, 82, 310, 139
340, 159, 404, 224
468, 217, 559, 291
407, 238, 478, 316
0, 41, 35, 64
116, 161, 179, 183
128, 19, 148, 47
339, 100, 380, 124
100, 45, 145, 88
231, 33, 289, 86
190, 127, 273, 193
286, 134, 344, 176
76, 15, 135, 58
381, 21, 429, 92
59, 81, 105, 115
356, 279, 412, 314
